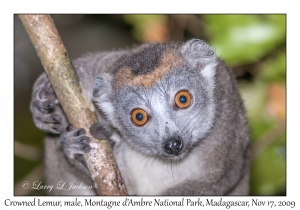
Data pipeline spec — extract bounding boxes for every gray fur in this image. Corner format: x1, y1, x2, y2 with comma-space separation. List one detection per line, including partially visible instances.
30, 39, 250, 195
114, 42, 178, 75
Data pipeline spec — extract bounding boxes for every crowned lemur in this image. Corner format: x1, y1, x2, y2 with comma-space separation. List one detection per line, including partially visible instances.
30, 39, 250, 195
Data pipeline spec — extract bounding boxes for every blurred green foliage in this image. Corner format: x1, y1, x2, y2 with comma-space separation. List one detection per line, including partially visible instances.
202, 15, 285, 66
123, 15, 167, 41
259, 51, 286, 84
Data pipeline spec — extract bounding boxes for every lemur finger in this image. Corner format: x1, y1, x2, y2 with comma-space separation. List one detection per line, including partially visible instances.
79, 136, 90, 144
38, 80, 50, 98
90, 122, 112, 140
81, 143, 91, 153
51, 124, 64, 133
79, 136, 92, 153
62, 128, 88, 143
33, 100, 55, 114
51, 113, 62, 122
34, 119, 64, 134
76, 128, 86, 136
38, 113, 62, 123
74, 154, 86, 165
33, 111, 64, 134
66, 124, 74, 131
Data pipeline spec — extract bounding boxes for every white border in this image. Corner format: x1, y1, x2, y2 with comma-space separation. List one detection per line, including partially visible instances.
3, 0, 299, 209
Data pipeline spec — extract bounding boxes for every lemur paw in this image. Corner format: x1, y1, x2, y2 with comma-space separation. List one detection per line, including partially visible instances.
61, 126, 91, 162
61, 126, 92, 173
30, 75, 64, 134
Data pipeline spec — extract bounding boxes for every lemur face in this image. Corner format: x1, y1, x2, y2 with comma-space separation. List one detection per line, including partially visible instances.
93, 39, 218, 160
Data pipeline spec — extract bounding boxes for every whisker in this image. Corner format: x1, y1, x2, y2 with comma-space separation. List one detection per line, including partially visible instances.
140, 156, 153, 177
175, 160, 180, 177
190, 151, 202, 164
156, 84, 166, 98
170, 160, 176, 185
151, 156, 158, 164
129, 142, 136, 161
159, 78, 169, 96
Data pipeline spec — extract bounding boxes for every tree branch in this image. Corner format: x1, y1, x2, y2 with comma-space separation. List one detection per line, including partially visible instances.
19, 14, 127, 195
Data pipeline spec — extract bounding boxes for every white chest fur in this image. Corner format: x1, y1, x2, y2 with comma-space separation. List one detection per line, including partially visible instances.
114, 143, 204, 195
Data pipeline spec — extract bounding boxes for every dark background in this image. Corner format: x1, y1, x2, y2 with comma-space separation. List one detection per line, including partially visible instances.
14, 14, 286, 195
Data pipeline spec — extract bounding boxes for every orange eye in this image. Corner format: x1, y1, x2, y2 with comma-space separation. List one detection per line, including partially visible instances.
175, 90, 192, 108
131, 109, 148, 126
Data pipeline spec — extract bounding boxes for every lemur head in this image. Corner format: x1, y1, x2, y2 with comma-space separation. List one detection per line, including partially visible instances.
93, 39, 218, 160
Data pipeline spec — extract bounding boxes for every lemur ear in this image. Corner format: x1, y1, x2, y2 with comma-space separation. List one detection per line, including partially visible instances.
93, 73, 112, 98
181, 39, 218, 79
93, 73, 115, 120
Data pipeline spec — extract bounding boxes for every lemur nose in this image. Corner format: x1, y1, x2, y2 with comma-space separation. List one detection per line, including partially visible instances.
162, 136, 183, 155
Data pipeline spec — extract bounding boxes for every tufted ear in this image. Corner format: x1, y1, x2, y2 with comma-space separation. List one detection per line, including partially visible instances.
93, 73, 115, 121
181, 39, 218, 80
93, 73, 112, 98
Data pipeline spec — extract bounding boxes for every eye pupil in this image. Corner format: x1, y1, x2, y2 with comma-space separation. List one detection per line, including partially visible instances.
136, 113, 143, 121
179, 95, 187, 104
